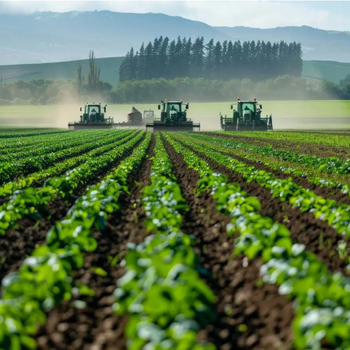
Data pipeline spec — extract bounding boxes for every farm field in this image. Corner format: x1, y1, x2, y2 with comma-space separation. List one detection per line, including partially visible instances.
2, 128, 350, 350
0, 99, 350, 130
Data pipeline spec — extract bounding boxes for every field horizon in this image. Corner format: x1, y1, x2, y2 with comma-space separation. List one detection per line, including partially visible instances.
0, 100, 349, 131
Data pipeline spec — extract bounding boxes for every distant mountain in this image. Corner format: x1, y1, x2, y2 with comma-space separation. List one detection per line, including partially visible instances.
0, 11, 350, 65
0, 11, 229, 65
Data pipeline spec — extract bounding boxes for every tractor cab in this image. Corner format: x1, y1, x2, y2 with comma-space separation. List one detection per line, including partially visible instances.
159, 100, 188, 123
220, 97, 273, 131
145, 99, 200, 132
232, 99, 262, 125
80, 103, 107, 123
68, 102, 115, 130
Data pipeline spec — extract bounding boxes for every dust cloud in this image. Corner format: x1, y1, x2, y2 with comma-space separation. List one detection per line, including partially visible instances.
2, 84, 350, 131
51, 93, 130, 128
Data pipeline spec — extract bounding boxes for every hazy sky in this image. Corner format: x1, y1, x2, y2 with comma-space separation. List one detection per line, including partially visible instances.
1, 1, 350, 31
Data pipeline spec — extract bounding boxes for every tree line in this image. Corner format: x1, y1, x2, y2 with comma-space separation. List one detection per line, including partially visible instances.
76, 50, 113, 95
1, 75, 350, 106
1, 49, 349, 105
119, 36, 303, 82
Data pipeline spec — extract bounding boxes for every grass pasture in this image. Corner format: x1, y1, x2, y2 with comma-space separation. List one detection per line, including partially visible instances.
303, 60, 350, 83
0, 57, 124, 86
0, 100, 349, 131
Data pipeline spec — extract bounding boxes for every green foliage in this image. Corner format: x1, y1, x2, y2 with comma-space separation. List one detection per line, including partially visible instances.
165, 132, 350, 350
2, 74, 350, 105
231, 130, 350, 147
0, 130, 142, 236
179, 133, 350, 237
0, 78, 112, 105
189, 133, 350, 194
0, 133, 151, 349
113, 134, 216, 350
303, 60, 350, 84
120, 36, 302, 82
112, 76, 323, 103
0, 130, 135, 198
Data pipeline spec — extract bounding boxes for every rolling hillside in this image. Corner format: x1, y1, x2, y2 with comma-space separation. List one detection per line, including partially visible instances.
0, 57, 124, 86
302, 61, 350, 83
0, 58, 349, 86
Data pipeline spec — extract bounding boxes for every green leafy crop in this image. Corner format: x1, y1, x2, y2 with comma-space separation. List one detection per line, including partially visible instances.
113, 133, 216, 350
166, 132, 350, 350
0, 130, 142, 236
0, 133, 151, 350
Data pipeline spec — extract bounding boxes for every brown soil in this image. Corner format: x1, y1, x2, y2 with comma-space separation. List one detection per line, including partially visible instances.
201, 142, 350, 206
0, 197, 68, 283
162, 134, 295, 350
205, 132, 350, 160
3, 131, 140, 186
0, 134, 146, 287
34, 134, 155, 350
178, 139, 350, 277
4, 131, 345, 350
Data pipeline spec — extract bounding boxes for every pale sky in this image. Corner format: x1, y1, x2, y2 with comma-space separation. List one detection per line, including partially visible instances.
1, 1, 350, 31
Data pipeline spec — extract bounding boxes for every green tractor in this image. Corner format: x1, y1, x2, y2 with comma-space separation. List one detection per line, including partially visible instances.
68, 103, 116, 130
220, 97, 273, 131
146, 99, 200, 132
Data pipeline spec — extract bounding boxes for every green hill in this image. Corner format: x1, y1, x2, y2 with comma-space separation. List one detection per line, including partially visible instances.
1, 58, 350, 86
302, 60, 350, 83
0, 57, 124, 86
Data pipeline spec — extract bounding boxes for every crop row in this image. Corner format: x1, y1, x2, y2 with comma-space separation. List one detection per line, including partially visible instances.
0, 134, 152, 349
191, 133, 350, 194
0, 130, 75, 151
0, 129, 135, 185
113, 133, 216, 350
225, 130, 350, 147
197, 133, 350, 175
165, 132, 350, 350
2, 128, 350, 350
0, 129, 137, 198
0, 130, 144, 236
0, 129, 69, 139
178, 133, 350, 238
0, 129, 117, 161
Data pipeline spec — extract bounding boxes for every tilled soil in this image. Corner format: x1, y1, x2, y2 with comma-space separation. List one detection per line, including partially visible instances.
179, 140, 350, 277
205, 132, 350, 160
2, 131, 137, 190
200, 142, 350, 206
0, 198, 68, 283
26, 131, 140, 189
5, 131, 347, 350
0, 196, 9, 206
35, 134, 155, 350
0, 134, 146, 288
162, 135, 295, 350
